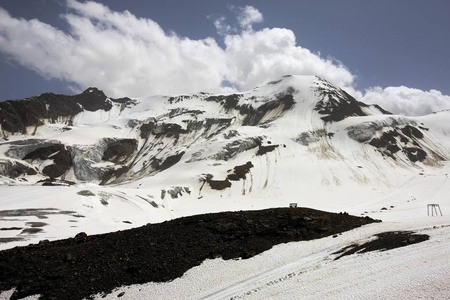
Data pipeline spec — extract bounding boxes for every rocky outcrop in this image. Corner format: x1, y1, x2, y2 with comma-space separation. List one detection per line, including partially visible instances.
102, 139, 138, 164
314, 79, 370, 122
0, 88, 135, 136
23, 144, 71, 179
0, 159, 36, 178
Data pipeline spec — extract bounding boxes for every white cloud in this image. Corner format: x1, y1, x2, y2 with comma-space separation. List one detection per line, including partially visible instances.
235, 5, 263, 31
0, 3, 227, 98
362, 86, 450, 116
223, 27, 355, 92
0, 2, 357, 98
1, 1, 449, 116
213, 16, 234, 36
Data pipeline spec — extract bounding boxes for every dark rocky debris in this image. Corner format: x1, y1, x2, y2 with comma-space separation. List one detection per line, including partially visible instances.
0, 208, 377, 300
333, 231, 429, 260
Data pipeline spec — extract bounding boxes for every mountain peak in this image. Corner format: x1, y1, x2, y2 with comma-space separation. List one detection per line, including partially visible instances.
0, 75, 449, 251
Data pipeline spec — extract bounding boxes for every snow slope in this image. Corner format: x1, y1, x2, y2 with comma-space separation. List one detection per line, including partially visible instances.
1, 75, 449, 249
0, 75, 450, 299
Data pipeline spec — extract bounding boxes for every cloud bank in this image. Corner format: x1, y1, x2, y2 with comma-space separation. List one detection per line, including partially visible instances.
0, 1, 353, 98
362, 86, 450, 116
0, 0, 449, 115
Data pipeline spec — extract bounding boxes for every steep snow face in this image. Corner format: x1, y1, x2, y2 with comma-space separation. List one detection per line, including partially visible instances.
0, 75, 449, 249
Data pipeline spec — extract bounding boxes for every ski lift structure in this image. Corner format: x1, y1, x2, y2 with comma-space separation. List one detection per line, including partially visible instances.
427, 204, 443, 216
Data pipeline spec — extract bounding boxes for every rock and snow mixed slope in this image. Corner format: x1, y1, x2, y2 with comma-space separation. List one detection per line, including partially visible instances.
1, 75, 450, 299
0, 75, 449, 249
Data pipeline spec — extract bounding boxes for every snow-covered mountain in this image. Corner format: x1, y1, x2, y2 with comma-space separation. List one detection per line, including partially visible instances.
1, 75, 449, 249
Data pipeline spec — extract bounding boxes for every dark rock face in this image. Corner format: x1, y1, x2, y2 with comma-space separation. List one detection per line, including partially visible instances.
227, 161, 253, 181
0, 159, 35, 178
212, 137, 262, 161
102, 139, 138, 164
207, 161, 253, 190
401, 125, 424, 139
158, 151, 185, 171
334, 231, 429, 260
23, 144, 71, 179
204, 94, 242, 110
368, 131, 402, 159
0, 208, 378, 300
139, 122, 188, 140
372, 104, 392, 115
0, 88, 114, 135
239, 94, 295, 126
257, 144, 279, 156
404, 147, 427, 162
314, 86, 369, 122
207, 178, 232, 190
346, 119, 435, 163
313, 76, 392, 123
160, 187, 190, 200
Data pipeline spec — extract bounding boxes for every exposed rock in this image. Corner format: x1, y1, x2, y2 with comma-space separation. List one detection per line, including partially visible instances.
257, 144, 279, 156
0, 208, 377, 300
0, 88, 112, 134
77, 190, 96, 197
102, 139, 138, 164
295, 129, 328, 146
314, 87, 369, 122
404, 147, 427, 162
368, 131, 401, 157
204, 94, 242, 110
347, 122, 382, 143
239, 94, 295, 126
39, 179, 75, 186
162, 187, 191, 199
346, 119, 435, 163
227, 161, 254, 181
167, 108, 203, 118
158, 151, 185, 172
223, 130, 239, 140
206, 161, 253, 189
0, 159, 35, 178
213, 137, 262, 161
207, 178, 232, 190
23, 144, 72, 179
334, 231, 429, 260
401, 125, 424, 139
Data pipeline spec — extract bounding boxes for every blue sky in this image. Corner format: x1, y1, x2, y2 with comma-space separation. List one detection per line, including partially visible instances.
1, 0, 449, 115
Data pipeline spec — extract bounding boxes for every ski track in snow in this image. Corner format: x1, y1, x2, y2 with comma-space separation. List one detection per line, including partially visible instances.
92, 220, 450, 300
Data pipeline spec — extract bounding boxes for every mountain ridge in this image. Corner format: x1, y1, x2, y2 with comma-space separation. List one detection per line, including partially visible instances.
0, 75, 449, 249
